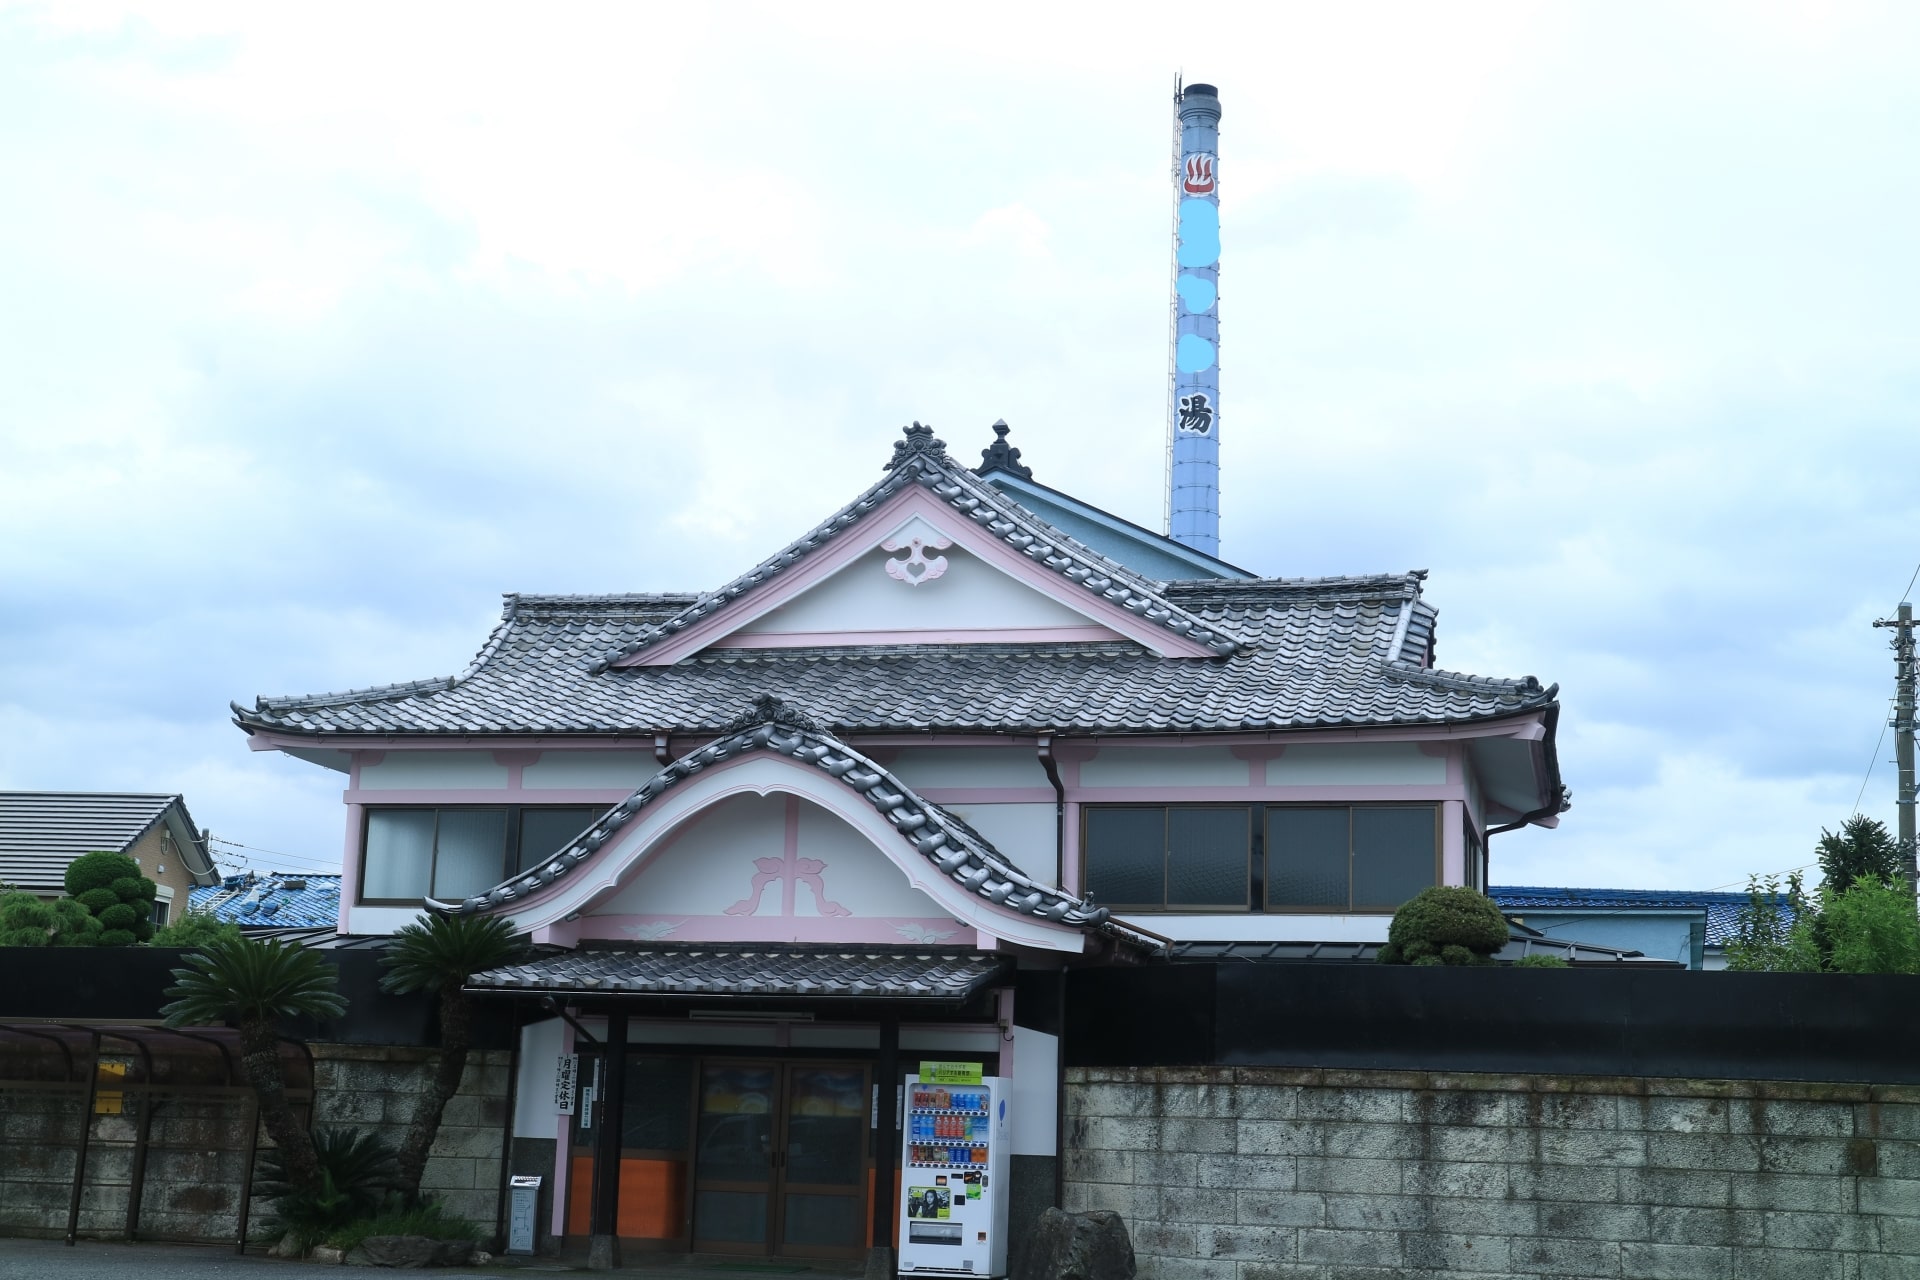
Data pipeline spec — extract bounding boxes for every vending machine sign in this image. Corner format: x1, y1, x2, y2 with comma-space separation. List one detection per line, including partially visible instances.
918, 1061, 984, 1085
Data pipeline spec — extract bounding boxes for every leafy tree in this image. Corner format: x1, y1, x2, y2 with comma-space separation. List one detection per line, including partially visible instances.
379, 914, 524, 1202
151, 912, 244, 948
161, 936, 347, 1196
1816, 816, 1903, 892
1724, 873, 1820, 972
65, 850, 157, 946
0, 892, 103, 946
1377, 886, 1509, 966
1825, 876, 1920, 975
1514, 953, 1570, 969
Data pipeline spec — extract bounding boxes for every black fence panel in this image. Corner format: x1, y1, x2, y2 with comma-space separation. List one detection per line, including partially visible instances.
1064, 963, 1920, 1083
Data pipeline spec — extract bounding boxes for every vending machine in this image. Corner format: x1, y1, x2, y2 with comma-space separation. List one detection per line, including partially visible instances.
897, 1067, 1010, 1277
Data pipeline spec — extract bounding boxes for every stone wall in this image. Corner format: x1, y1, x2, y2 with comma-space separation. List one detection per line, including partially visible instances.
1065, 1066, 1920, 1280
0, 1045, 511, 1244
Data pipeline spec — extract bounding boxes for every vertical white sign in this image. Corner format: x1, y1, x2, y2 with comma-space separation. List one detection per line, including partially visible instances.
554, 1054, 578, 1115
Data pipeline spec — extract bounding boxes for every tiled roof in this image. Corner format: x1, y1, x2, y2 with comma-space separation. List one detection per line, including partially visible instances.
1171, 923, 1682, 967
1490, 886, 1790, 948
586, 425, 1241, 668
0, 792, 215, 894
234, 579, 1554, 740
467, 944, 1012, 1001
189, 873, 342, 929
230, 428, 1560, 808
432, 697, 1153, 949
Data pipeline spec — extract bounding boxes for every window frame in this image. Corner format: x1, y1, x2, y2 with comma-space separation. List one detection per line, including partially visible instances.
1080, 801, 1442, 914
1079, 804, 1254, 913
1262, 803, 1440, 914
357, 804, 604, 906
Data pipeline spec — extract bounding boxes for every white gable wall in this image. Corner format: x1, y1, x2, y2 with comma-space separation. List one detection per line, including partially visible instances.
729, 545, 1110, 641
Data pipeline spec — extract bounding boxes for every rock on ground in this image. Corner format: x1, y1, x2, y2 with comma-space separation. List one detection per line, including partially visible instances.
1011, 1208, 1136, 1280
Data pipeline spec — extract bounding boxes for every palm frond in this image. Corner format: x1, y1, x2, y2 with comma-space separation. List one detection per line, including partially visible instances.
380, 914, 525, 995
161, 935, 348, 1027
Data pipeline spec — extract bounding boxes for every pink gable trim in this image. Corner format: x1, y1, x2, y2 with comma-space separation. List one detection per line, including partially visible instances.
619, 485, 1218, 666
711, 625, 1122, 649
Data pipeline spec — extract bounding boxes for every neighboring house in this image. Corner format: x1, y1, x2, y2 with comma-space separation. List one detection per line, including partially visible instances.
0, 792, 221, 926
189, 872, 343, 928
231, 423, 1569, 1260
1492, 884, 1792, 970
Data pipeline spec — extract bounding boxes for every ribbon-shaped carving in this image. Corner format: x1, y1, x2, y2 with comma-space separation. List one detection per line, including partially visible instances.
882, 534, 952, 587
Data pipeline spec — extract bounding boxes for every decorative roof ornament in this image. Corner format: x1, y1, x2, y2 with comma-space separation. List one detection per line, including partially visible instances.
886, 422, 948, 470
717, 693, 825, 735
975, 419, 1032, 480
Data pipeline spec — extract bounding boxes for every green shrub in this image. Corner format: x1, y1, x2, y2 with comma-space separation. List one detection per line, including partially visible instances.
1825, 876, 1920, 975
325, 1202, 482, 1254
0, 893, 102, 947
1378, 886, 1510, 966
256, 1128, 402, 1249
1724, 873, 1821, 972
62, 852, 155, 945
1514, 953, 1570, 968
151, 913, 243, 948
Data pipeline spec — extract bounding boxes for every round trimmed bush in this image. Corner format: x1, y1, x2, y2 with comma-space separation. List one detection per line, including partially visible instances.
98, 929, 137, 948
60, 851, 157, 947
97, 903, 138, 930
77, 887, 118, 914
1378, 886, 1510, 966
111, 876, 156, 902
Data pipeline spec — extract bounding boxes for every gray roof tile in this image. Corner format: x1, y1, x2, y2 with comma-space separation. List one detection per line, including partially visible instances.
0, 792, 215, 894
468, 944, 1011, 1000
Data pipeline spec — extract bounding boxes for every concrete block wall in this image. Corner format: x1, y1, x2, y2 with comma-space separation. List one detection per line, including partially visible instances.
308, 1044, 511, 1229
0, 1046, 511, 1244
1065, 1066, 1920, 1280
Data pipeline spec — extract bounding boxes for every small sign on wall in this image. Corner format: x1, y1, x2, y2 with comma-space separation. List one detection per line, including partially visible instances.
554, 1054, 578, 1115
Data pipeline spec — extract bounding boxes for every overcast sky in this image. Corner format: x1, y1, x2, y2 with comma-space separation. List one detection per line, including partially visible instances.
3, 2, 1917, 892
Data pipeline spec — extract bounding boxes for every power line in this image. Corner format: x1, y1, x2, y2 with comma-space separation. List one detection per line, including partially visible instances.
1852, 697, 1896, 816
208, 836, 339, 871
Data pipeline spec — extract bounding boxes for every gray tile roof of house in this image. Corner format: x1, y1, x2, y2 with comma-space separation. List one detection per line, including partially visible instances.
232, 427, 1559, 751
466, 944, 1012, 1001
1170, 923, 1682, 967
0, 792, 215, 894
432, 696, 1162, 951
1491, 885, 1787, 948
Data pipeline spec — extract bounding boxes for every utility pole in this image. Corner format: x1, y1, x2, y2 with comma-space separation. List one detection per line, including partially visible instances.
1873, 601, 1918, 896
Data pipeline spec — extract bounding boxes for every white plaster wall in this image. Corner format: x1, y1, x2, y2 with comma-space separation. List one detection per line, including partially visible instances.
1010, 1027, 1059, 1156
794, 800, 938, 917
513, 1018, 567, 1137
1080, 747, 1248, 788
942, 803, 1057, 882
887, 748, 1049, 789
345, 904, 429, 934
358, 751, 508, 789
1265, 743, 1447, 785
1124, 913, 1393, 943
590, 793, 943, 920
523, 751, 655, 789
736, 545, 1097, 635
595, 793, 785, 915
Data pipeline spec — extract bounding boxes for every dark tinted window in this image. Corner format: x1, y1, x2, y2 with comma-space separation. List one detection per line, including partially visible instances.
1267, 808, 1350, 908
1352, 807, 1436, 907
1084, 808, 1167, 907
1167, 808, 1249, 906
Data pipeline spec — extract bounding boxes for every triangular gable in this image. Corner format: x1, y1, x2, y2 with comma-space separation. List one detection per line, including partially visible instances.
592, 426, 1240, 670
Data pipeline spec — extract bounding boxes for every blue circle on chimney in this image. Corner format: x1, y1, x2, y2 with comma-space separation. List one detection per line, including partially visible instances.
1177, 199, 1220, 268
1176, 273, 1216, 313
1176, 334, 1216, 373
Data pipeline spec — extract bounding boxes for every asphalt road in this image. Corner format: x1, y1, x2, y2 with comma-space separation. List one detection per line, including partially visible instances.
0, 1239, 561, 1278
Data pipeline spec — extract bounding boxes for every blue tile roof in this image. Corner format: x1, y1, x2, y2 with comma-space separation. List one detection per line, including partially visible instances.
188, 873, 341, 929
1490, 885, 1796, 947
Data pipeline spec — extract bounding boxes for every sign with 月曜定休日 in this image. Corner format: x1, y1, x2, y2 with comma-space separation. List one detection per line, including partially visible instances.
554, 1054, 578, 1115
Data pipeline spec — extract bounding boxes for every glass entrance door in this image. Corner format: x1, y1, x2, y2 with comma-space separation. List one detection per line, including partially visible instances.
689, 1061, 873, 1258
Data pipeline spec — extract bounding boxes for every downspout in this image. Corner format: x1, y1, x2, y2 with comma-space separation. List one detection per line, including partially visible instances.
1037, 734, 1065, 890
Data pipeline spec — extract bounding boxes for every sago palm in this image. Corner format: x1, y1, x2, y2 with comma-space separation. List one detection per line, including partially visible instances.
380, 913, 524, 1202
161, 935, 347, 1195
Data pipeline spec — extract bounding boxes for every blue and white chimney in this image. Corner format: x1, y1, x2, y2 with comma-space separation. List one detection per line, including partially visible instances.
1168, 82, 1222, 556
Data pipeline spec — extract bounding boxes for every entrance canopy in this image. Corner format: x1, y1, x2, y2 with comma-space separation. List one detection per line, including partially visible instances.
467, 945, 1011, 1004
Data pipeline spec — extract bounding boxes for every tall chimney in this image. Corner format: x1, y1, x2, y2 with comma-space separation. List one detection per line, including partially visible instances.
1167, 81, 1222, 556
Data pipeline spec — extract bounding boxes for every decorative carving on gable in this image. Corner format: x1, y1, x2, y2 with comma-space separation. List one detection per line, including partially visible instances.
718, 693, 825, 735
725, 853, 852, 918
882, 534, 952, 587
886, 421, 948, 469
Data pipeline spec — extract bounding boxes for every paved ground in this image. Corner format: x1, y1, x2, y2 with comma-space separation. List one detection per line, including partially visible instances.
0, 1240, 864, 1279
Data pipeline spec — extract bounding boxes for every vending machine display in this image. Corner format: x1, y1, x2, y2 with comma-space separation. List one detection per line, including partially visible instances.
898, 1070, 1009, 1277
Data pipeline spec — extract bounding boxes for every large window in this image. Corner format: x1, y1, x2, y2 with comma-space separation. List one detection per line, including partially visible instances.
360, 806, 602, 904
1082, 804, 1438, 913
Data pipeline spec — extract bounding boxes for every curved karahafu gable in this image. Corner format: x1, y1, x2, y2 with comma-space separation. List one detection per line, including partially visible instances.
428, 695, 1156, 951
